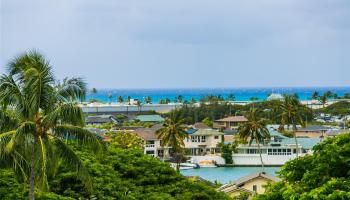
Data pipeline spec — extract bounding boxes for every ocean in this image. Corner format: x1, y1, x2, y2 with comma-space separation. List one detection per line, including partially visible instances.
86, 87, 350, 103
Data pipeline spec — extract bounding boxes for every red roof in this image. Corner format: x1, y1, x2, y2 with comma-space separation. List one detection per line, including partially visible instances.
215, 116, 248, 122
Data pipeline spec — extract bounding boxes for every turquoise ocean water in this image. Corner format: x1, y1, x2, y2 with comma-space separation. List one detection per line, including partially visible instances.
87, 87, 350, 103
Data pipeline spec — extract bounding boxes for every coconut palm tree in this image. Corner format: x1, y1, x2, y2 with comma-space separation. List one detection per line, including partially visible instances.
238, 108, 270, 172
108, 93, 113, 104
117, 95, 123, 104
91, 87, 97, 97
145, 96, 152, 104
0, 51, 103, 200
156, 111, 188, 171
279, 95, 306, 157
311, 91, 319, 100
227, 93, 235, 101
320, 95, 328, 108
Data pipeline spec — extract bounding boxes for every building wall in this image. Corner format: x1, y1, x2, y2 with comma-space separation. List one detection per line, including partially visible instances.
183, 135, 222, 149
241, 178, 272, 194
295, 131, 326, 138
233, 154, 299, 166
81, 104, 179, 114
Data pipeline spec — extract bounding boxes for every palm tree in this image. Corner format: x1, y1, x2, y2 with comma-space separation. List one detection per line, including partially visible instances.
279, 95, 305, 157
311, 91, 319, 100
177, 95, 183, 103
156, 111, 188, 171
127, 96, 131, 105
145, 96, 152, 104
238, 108, 270, 172
320, 95, 328, 108
108, 93, 113, 104
117, 95, 123, 104
91, 87, 97, 97
0, 51, 103, 200
227, 93, 235, 101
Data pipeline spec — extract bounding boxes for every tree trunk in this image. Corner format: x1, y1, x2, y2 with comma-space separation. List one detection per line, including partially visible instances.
257, 140, 265, 173
292, 119, 299, 157
29, 136, 37, 200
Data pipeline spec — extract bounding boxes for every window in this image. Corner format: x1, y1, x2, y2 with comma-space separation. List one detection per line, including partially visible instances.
214, 136, 219, 139
253, 185, 257, 192
146, 140, 155, 144
201, 136, 206, 142
146, 150, 155, 155
191, 136, 199, 143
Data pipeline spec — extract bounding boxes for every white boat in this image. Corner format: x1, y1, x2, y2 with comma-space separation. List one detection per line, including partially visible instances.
170, 163, 199, 170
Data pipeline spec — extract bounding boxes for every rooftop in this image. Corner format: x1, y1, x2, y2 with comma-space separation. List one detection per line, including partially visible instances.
135, 115, 165, 122
215, 116, 248, 122
297, 125, 331, 132
193, 122, 210, 129
191, 129, 224, 136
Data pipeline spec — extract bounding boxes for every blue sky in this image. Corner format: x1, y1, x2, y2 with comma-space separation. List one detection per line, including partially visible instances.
1, 0, 349, 88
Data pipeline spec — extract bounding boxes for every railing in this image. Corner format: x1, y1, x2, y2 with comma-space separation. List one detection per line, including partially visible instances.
145, 144, 155, 148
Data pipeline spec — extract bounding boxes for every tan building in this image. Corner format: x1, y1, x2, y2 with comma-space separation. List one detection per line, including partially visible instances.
295, 125, 331, 138
218, 172, 281, 198
184, 129, 223, 155
213, 116, 248, 130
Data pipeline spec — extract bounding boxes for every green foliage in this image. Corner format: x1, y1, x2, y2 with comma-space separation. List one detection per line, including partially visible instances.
202, 117, 214, 127
316, 101, 350, 116
106, 131, 144, 149
218, 142, 237, 164
255, 133, 350, 200
167, 100, 312, 125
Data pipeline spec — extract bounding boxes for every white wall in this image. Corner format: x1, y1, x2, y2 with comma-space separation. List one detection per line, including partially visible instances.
232, 154, 298, 166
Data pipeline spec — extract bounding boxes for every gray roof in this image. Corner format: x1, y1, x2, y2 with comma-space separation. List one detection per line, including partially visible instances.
282, 138, 321, 149
135, 115, 165, 122
86, 115, 117, 124
234, 172, 281, 186
297, 125, 331, 132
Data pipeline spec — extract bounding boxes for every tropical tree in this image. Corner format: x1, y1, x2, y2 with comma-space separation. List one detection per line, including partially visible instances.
279, 95, 306, 157
156, 111, 188, 171
117, 96, 123, 104
311, 91, 319, 100
190, 97, 197, 105
91, 87, 97, 97
0, 51, 103, 200
227, 93, 235, 101
238, 109, 270, 172
145, 96, 152, 104
177, 95, 183, 103
107, 93, 113, 104
127, 96, 131, 105
320, 94, 328, 108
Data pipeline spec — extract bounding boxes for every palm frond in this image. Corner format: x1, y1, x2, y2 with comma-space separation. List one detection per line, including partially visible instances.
0, 110, 19, 133
52, 125, 103, 153
5, 122, 36, 154
42, 103, 85, 127
52, 138, 92, 191
37, 136, 49, 191
56, 77, 87, 102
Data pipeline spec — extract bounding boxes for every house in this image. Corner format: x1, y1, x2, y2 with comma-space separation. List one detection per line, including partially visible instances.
213, 116, 248, 130
232, 129, 321, 166
134, 125, 167, 157
218, 172, 281, 197
85, 115, 119, 125
135, 115, 165, 123
295, 125, 331, 138
184, 129, 223, 155
193, 122, 210, 129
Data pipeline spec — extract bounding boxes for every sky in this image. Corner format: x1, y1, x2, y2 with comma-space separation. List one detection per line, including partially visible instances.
1, 0, 349, 89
